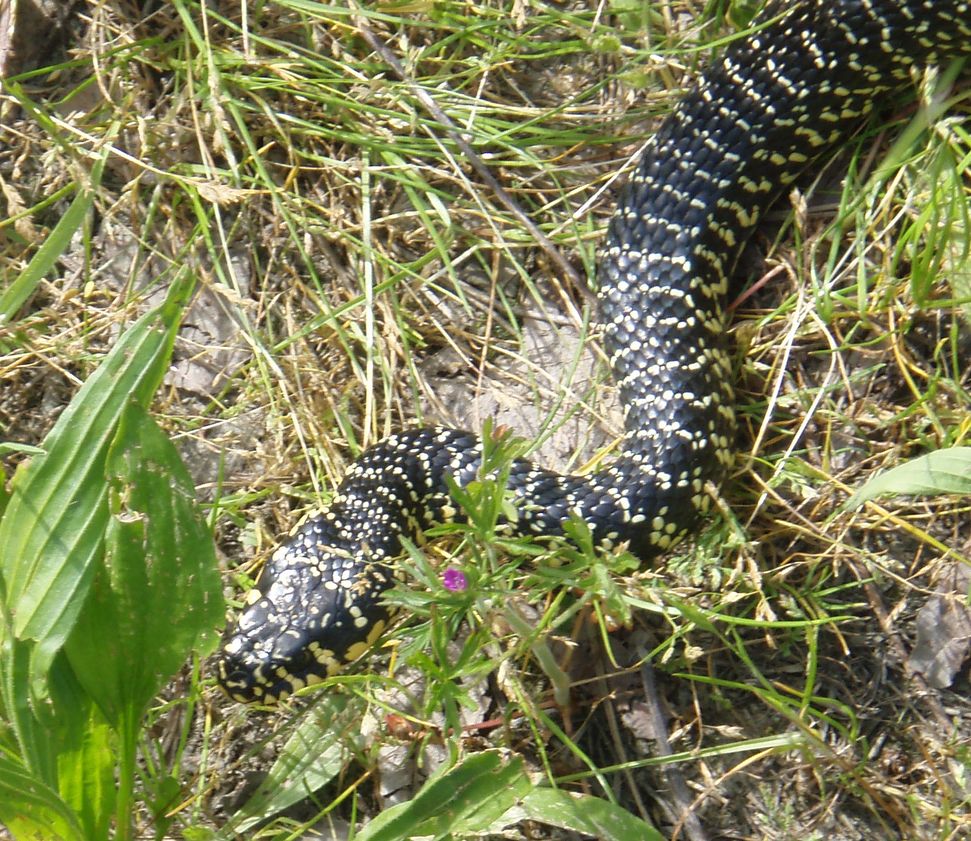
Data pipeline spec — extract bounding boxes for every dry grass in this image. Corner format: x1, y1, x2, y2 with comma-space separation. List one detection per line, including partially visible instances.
1, 0, 969, 838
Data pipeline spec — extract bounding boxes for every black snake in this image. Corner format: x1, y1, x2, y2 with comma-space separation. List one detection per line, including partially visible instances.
218, 0, 970, 703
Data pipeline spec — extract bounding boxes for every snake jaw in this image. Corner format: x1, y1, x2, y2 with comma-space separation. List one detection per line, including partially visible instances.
217, 542, 394, 704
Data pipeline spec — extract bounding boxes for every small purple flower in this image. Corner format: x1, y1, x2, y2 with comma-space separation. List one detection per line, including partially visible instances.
442, 567, 468, 592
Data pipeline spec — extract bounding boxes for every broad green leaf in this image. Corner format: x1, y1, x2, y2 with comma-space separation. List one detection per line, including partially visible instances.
0, 278, 191, 671
54, 697, 115, 841
65, 401, 223, 731
0, 751, 85, 841
0, 606, 114, 792
844, 446, 971, 510
225, 695, 356, 835
355, 750, 532, 841
519, 788, 666, 841
0, 633, 56, 782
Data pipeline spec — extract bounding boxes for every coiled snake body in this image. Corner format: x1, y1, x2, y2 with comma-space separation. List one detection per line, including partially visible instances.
219, 1, 970, 703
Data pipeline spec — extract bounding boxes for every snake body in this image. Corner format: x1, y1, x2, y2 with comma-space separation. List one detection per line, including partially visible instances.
218, 1, 970, 703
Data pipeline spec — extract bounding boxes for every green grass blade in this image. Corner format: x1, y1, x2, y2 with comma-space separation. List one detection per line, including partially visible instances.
0, 278, 192, 668
844, 446, 971, 510
0, 463, 8, 522
0, 179, 90, 327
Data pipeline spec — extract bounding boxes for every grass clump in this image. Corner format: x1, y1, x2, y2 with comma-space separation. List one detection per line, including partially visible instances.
1, 0, 969, 838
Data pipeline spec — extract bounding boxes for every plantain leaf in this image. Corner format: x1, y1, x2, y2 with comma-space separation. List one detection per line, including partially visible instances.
519, 788, 666, 841
0, 750, 85, 841
64, 400, 223, 732
355, 750, 532, 841
225, 694, 357, 835
844, 446, 971, 510
0, 279, 191, 683
51, 687, 115, 841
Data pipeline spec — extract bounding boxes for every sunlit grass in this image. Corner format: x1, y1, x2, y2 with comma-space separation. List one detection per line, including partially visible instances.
0, 0, 969, 837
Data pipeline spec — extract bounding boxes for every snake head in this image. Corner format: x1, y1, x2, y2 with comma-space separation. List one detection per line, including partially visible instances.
217, 521, 393, 704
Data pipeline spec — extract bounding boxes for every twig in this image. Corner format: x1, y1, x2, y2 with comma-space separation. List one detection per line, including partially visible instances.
636, 647, 710, 841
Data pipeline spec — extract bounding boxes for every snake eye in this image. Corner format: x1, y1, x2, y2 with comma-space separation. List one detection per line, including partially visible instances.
215, 650, 261, 703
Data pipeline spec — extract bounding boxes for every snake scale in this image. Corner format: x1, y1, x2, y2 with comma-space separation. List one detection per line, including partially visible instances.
218, 0, 970, 703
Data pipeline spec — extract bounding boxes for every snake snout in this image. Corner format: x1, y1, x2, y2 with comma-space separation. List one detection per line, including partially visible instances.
217, 560, 392, 703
